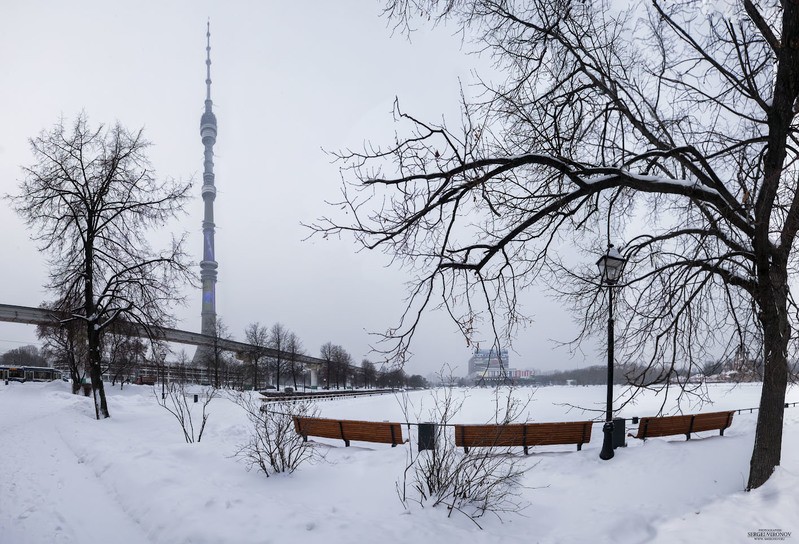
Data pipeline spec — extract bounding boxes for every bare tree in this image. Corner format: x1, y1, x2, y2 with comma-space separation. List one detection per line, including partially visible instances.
377, 366, 407, 389
332, 345, 353, 389
156, 382, 217, 443
12, 114, 192, 418
361, 359, 377, 389
285, 332, 305, 390
200, 316, 231, 389
320, 341, 336, 389
268, 323, 289, 391
38, 323, 87, 393
170, 349, 192, 385
37, 300, 89, 393
311, 1, 799, 489
104, 323, 147, 388
318, 342, 350, 389
244, 322, 270, 390
233, 394, 320, 477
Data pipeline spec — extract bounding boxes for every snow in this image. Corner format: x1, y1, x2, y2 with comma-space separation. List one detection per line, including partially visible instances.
1, 381, 798, 543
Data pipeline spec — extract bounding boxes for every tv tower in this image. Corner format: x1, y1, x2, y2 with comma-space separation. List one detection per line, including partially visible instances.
195, 21, 219, 362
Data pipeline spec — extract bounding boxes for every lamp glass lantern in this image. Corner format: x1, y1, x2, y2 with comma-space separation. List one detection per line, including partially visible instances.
596, 245, 625, 285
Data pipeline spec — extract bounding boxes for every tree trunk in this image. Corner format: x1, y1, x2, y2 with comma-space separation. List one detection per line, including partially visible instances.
214, 353, 219, 389
88, 327, 110, 419
70, 360, 81, 395
747, 275, 789, 490
747, 347, 788, 489
85, 242, 109, 419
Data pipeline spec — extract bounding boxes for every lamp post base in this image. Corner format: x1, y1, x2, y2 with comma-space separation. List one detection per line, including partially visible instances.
599, 421, 615, 460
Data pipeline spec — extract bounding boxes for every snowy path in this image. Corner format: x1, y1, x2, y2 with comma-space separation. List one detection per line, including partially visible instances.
0, 388, 152, 544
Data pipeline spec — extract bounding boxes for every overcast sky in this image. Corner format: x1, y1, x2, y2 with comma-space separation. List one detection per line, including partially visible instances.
0, 1, 598, 375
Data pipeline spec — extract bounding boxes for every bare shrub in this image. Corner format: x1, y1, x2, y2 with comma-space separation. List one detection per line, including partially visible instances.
233, 394, 319, 477
396, 372, 530, 527
156, 382, 217, 443
490, 384, 534, 424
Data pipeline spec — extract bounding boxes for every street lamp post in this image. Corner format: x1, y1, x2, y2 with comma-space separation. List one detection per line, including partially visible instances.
596, 244, 626, 461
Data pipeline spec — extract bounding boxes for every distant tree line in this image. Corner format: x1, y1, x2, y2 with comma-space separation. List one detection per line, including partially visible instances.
0, 345, 48, 368
536, 357, 799, 387
535, 366, 626, 387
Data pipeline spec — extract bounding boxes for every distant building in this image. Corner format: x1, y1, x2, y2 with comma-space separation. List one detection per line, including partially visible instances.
468, 348, 510, 376
466, 348, 532, 381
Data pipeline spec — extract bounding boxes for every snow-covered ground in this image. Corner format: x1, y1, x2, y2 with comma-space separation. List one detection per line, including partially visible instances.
1, 381, 797, 543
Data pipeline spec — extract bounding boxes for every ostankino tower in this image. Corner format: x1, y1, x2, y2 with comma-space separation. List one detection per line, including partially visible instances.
194, 22, 219, 363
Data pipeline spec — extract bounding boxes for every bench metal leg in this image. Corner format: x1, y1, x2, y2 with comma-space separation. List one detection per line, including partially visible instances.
687, 416, 695, 440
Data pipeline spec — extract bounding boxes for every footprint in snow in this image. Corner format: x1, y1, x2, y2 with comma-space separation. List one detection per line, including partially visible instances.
17, 505, 36, 520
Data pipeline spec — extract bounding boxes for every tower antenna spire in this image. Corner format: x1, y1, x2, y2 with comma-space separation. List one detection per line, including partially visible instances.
205, 19, 212, 103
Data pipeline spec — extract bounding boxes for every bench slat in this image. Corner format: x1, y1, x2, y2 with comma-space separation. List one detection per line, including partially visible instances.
455, 421, 593, 453
293, 416, 404, 446
635, 411, 734, 440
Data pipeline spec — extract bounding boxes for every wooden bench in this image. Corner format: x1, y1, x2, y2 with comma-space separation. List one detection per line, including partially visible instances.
454, 421, 593, 454
633, 411, 735, 441
293, 416, 405, 447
